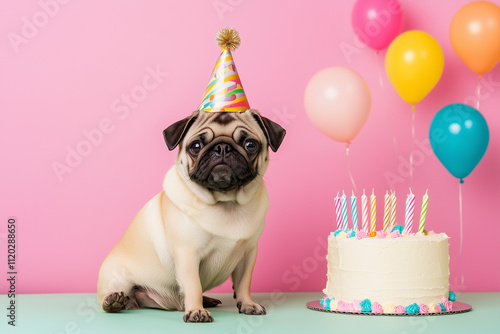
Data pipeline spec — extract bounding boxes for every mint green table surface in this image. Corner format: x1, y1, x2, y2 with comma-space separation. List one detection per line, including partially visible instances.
1, 292, 498, 334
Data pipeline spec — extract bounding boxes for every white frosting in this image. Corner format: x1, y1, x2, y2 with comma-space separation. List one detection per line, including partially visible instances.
323, 233, 450, 306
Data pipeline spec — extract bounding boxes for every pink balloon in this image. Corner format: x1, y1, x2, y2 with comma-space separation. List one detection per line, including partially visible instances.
304, 67, 371, 143
352, 0, 404, 51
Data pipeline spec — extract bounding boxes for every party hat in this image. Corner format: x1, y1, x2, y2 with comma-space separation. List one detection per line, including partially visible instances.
198, 28, 250, 112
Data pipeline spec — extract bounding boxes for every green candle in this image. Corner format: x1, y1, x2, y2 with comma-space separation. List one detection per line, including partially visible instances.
418, 190, 429, 233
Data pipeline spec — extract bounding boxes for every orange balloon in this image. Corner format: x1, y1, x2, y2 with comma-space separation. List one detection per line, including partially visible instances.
450, 1, 500, 75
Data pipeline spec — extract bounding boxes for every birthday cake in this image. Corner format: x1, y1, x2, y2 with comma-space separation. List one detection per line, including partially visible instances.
320, 191, 456, 314
321, 228, 455, 314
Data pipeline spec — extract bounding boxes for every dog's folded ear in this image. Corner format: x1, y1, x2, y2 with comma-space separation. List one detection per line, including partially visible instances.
163, 112, 198, 151
251, 111, 286, 152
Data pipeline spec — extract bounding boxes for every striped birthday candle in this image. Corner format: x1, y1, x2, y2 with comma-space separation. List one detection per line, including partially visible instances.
370, 189, 376, 232
361, 189, 369, 232
418, 190, 429, 233
351, 191, 358, 231
404, 189, 415, 233
334, 193, 342, 230
389, 191, 397, 228
383, 191, 390, 232
341, 191, 348, 230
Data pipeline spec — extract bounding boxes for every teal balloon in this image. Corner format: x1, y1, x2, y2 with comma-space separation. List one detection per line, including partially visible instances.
429, 103, 489, 180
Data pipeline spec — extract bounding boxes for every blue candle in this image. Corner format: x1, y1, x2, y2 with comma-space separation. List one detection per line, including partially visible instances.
341, 191, 348, 231
351, 191, 358, 231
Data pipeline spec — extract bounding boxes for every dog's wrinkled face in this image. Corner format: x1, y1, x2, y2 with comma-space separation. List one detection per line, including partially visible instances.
186, 114, 261, 192
164, 110, 286, 194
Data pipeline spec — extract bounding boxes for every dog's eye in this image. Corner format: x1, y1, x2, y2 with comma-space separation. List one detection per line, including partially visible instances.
244, 139, 259, 154
189, 141, 203, 155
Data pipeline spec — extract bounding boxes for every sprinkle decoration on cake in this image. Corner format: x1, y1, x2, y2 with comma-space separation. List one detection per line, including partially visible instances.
320, 189, 457, 315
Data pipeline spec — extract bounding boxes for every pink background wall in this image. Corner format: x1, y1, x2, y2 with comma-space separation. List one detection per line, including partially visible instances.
1, 0, 499, 295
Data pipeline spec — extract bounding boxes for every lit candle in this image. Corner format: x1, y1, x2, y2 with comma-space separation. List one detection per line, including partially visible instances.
389, 191, 397, 228
383, 191, 390, 232
334, 192, 342, 230
404, 188, 415, 234
418, 190, 429, 233
361, 189, 369, 232
370, 189, 376, 232
341, 191, 348, 231
351, 191, 358, 231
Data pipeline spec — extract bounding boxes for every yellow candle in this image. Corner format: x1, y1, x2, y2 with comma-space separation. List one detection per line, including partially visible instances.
370, 189, 376, 232
389, 191, 397, 228
383, 191, 390, 232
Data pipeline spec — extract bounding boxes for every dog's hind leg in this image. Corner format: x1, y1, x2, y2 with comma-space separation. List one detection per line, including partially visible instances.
101, 291, 135, 313
97, 259, 140, 313
202, 295, 222, 308
134, 287, 184, 311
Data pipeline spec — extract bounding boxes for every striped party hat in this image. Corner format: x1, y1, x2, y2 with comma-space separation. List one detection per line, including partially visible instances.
198, 28, 250, 112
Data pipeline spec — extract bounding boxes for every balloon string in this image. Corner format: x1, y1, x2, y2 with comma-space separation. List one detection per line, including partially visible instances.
476, 75, 482, 110
458, 179, 465, 291
377, 51, 398, 161
346, 143, 357, 195
410, 105, 416, 187
377, 51, 384, 89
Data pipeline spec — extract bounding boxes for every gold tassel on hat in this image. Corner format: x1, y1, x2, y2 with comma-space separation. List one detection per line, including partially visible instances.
216, 27, 241, 51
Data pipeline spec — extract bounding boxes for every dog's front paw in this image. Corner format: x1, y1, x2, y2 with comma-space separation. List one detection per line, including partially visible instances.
183, 309, 214, 323
237, 301, 266, 315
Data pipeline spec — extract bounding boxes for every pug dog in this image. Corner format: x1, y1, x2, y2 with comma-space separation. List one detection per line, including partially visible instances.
97, 109, 285, 322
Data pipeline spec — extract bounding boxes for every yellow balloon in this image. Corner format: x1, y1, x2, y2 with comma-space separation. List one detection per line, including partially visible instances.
385, 30, 444, 105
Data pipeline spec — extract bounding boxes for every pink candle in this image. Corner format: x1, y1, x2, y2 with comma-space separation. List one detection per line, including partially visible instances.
341, 191, 349, 230
334, 193, 342, 230
361, 189, 369, 232
404, 189, 415, 233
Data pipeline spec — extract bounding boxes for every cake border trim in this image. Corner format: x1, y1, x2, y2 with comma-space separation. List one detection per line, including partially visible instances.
306, 300, 472, 316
